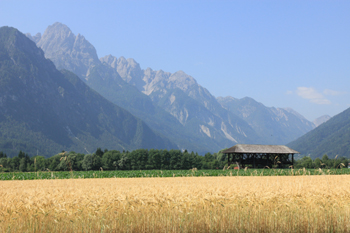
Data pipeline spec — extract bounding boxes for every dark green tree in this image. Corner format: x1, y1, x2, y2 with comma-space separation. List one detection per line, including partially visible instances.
181, 151, 191, 169
32, 156, 47, 171
118, 152, 130, 170
71, 153, 85, 171
193, 152, 203, 169
300, 156, 313, 168
0, 151, 7, 159
19, 157, 27, 172
102, 150, 121, 170
95, 148, 104, 157
48, 155, 61, 171
82, 154, 93, 171
160, 150, 171, 170
314, 158, 321, 168
18, 151, 26, 159
91, 154, 102, 170
0, 157, 8, 169
204, 152, 214, 163
321, 154, 330, 168
169, 150, 181, 169
147, 149, 161, 170
129, 149, 148, 170
9, 157, 20, 171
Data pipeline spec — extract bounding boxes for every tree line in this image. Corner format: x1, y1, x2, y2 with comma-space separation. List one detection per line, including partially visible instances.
0, 149, 227, 172
294, 154, 348, 169
0, 149, 348, 172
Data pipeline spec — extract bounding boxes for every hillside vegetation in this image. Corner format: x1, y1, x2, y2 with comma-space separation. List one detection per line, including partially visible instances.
288, 107, 350, 159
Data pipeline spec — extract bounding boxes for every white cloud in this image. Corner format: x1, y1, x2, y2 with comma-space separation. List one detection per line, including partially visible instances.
285, 90, 293, 95
296, 87, 331, 105
323, 89, 346, 96
310, 98, 331, 105
296, 87, 323, 99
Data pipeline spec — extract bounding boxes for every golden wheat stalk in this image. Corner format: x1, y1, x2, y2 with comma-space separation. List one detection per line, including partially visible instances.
1, 176, 350, 232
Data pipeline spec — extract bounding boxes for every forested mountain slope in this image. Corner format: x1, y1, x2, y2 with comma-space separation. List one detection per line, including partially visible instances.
287, 107, 350, 159
0, 26, 175, 157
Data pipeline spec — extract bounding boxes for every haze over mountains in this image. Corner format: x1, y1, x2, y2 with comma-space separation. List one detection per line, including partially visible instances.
313, 115, 331, 127
0, 26, 175, 157
22, 22, 327, 155
217, 96, 315, 143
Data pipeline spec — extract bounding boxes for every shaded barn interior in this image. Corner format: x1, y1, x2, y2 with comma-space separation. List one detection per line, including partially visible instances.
223, 144, 299, 168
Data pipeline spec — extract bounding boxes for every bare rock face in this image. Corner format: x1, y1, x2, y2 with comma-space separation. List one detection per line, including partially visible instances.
101, 55, 145, 91
101, 54, 259, 146
141, 68, 171, 97
217, 96, 315, 144
36, 22, 99, 79
102, 54, 315, 146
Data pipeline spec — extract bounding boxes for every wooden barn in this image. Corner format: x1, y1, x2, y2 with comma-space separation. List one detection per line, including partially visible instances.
222, 144, 299, 169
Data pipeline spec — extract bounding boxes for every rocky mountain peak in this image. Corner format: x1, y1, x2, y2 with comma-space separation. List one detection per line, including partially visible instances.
168, 71, 197, 91
51, 22, 71, 31
115, 56, 127, 71
100, 56, 143, 90
117, 56, 126, 62
38, 23, 74, 47
126, 58, 139, 67
143, 67, 153, 75
36, 22, 99, 79
100, 54, 118, 68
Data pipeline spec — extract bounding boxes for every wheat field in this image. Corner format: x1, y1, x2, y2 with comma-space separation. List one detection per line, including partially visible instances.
1, 175, 350, 232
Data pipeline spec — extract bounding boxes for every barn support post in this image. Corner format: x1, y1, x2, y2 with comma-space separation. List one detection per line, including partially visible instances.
240, 154, 242, 168
292, 153, 294, 168
253, 154, 256, 168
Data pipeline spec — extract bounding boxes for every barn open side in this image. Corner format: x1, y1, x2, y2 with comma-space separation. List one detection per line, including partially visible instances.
223, 144, 300, 169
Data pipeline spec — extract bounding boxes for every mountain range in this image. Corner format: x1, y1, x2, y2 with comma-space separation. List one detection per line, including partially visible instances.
0, 26, 175, 157
1, 22, 339, 158
24, 22, 325, 155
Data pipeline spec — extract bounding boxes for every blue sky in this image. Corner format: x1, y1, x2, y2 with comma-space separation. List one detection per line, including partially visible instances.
1, 0, 349, 121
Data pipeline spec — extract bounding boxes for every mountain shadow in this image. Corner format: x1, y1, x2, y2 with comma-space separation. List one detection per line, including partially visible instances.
0, 26, 176, 157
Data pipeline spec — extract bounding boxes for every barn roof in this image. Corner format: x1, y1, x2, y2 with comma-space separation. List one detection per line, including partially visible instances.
222, 144, 299, 154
